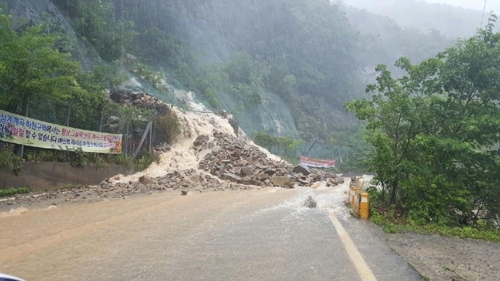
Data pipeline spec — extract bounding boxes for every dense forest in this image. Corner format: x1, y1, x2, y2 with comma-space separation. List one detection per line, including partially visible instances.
0, 0, 493, 148
343, 0, 499, 39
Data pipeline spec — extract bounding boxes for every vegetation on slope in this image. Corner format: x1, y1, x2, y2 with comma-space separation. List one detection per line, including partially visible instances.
50, 0, 466, 147
347, 16, 500, 229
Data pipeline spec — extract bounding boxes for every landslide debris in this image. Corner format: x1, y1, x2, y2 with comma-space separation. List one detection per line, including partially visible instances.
197, 131, 344, 189
0, 91, 344, 208
97, 131, 344, 195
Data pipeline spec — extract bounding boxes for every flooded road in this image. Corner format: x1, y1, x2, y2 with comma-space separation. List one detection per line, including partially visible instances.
0, 183, 420, 281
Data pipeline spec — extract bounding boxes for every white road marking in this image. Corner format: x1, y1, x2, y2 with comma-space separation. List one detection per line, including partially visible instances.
329, 213, 378, 281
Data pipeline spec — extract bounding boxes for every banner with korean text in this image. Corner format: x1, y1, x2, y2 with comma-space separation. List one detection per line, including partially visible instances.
299, 155, 336, 168
0, 110, 122, 154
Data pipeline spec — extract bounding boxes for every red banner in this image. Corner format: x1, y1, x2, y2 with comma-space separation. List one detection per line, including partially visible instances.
299, 155, 336, 168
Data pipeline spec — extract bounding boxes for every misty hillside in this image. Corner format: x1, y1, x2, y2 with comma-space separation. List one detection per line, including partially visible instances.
0, 0, 486, 146
342, 0, 495, 39
341, 4, 453, 75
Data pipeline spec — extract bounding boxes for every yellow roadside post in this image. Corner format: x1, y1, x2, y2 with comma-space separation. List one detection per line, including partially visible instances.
355, 177, 364, 190
359, 192, 370, 219
350, 185, 360, 209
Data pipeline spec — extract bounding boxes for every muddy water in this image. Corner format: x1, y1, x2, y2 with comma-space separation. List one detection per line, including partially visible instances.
0, 181, 352, 280
0, 180, 422, 281
0, 188, 293, 280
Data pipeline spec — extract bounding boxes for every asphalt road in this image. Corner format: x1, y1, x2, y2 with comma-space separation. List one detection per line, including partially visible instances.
0, 184, 421, 281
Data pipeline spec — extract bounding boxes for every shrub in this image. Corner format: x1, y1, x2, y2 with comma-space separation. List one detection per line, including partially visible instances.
0, 187, 29, 197
154, 111, 181, 145
0, 145, 22, 175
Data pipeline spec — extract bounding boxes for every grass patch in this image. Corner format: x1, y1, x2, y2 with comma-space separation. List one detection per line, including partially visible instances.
0, 187, 29, 197
371, 209, 500, 242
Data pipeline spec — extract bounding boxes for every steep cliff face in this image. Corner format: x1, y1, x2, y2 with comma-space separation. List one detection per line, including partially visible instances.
1, 0, 461, 143
1, 0, 301, 139
1, 0, 100, 69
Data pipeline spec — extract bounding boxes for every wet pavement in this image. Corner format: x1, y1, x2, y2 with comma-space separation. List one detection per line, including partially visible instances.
0, 183, 421, 281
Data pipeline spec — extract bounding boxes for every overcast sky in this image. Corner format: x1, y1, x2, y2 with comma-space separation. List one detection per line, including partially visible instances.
423, 0, 500, 11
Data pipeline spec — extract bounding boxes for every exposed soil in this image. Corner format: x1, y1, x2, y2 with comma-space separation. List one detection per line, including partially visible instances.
386, 233, 500, 281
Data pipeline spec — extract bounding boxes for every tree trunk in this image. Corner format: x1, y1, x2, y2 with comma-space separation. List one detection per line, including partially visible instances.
390, 178, 398, 205
21, 95, 29, 117
99, 113, 103, 132
66, 106, 71, 126
17, 95, 30, 157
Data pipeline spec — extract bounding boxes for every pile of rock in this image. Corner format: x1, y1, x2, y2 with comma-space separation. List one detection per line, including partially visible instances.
197, 131, 344, 188
102, 169, 252, 195
0, 130, 345, 208
110, 90, 170, 115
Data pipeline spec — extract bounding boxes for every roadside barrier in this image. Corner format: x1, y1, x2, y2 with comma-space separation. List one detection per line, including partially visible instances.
349, 176, 370, 219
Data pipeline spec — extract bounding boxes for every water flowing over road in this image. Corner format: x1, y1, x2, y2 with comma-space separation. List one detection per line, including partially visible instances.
0, 181, 420, 281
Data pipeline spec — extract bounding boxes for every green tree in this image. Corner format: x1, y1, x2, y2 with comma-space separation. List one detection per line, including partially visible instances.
346, 16, 500, 225
0, 18, 87, 117
0, 10, 110, 133
53, 0, 135, 61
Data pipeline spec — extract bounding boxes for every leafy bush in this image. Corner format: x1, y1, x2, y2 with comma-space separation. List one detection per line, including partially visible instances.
154, 111, 181, 145
129, 62, 169, 94
0, 187, 29, 197
0, 145, 22, 175
136, 151, 160, 170
202, 87, 221, 109
253, 132, 301, 157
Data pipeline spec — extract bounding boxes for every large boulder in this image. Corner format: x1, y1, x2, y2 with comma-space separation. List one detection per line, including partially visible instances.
241, 166, 254, 176
139, 175, 155, 185
270, 176, 295, 188
293, 165, 310, 176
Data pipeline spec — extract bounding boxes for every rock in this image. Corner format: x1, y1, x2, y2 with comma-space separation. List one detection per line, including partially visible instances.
304, 196, 317, 208
181, 190, 190, 196
270, 176, 295, 187
193, 135, 209, 147
256, 173, 270, 181
139, 175, 154, 185
231, 150, 242, 157
241, 166, 254, 176
154, 143, 171, 152
293, 165, 310, 176
221, 173, 242, 183
99, 178, 112, 188
264, 169, 276, 176
158, 179, 171, 185
240, 177, 261, 186
297, 178, 311, 185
